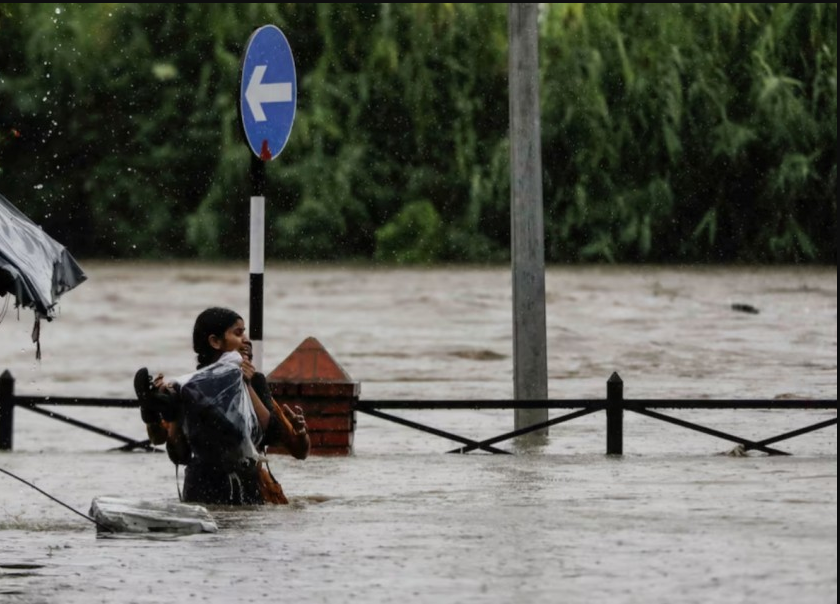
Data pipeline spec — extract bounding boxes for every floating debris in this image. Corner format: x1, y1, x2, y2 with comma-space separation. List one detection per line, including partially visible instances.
89, 496, 217, 535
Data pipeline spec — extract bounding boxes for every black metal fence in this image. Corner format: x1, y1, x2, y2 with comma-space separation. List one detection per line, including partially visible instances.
0, 370, 153, 451
1, 369, 836, 455
356, 372, 836, 455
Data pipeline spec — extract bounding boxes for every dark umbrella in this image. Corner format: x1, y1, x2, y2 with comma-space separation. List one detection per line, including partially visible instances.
0, 192, 87, 358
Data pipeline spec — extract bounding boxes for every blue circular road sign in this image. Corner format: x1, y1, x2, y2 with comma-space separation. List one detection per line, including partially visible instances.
240, 25, 297, 161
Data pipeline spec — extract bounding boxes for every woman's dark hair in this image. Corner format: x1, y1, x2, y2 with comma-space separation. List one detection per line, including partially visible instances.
192, 307, 242, 368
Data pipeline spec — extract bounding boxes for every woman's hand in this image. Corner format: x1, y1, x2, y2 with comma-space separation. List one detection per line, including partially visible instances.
276, 402, 310, 459
282, 404, 308, 436
152, 373, 166, 391
240, 356, 256, 382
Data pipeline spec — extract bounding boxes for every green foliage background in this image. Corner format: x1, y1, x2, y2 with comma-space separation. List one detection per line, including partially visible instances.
0, 3, 835, 263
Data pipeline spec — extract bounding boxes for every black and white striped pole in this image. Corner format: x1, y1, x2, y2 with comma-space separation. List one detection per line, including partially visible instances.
250, 158, 266, 371
239, 25, 297, 372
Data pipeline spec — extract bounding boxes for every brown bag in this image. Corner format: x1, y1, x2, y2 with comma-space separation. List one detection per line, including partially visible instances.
257, 461, 288, 504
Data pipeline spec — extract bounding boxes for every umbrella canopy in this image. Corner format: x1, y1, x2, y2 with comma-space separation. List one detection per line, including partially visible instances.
1, 192, 86, 356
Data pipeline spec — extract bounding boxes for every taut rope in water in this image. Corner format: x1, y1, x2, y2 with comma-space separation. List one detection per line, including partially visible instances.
0, 466, 113, 532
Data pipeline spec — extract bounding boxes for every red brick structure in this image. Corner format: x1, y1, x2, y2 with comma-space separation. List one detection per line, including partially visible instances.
265, 337, 358, 456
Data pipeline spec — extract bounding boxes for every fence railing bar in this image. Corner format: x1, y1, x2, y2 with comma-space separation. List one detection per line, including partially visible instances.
744, 417, 838, 451
619, 399, 836, 410
357, 407, 511, 454
628, 406, 790, 455
21, 404, 153, 451
14, 396, 137, 408
355, 400, 602, 411
9, 396, 838, 411
356, 399, 837, 410
448, 406, 604, 454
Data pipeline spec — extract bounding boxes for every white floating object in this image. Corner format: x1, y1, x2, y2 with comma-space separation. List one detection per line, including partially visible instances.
89, 496, 217, 534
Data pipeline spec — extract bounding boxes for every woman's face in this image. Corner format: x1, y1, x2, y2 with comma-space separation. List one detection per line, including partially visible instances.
218, 318, 252, 358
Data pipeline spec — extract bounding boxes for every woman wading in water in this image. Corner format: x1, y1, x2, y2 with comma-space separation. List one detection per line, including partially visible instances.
135, 307, 309, 505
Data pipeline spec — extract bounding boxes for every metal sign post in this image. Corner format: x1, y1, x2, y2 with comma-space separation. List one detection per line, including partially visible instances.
239, 25, 297, 372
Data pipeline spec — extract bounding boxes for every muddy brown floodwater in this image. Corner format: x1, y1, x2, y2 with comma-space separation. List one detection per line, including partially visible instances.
0, 262, 836, 604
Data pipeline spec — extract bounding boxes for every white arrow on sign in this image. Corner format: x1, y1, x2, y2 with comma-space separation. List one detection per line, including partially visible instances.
245, 65, 293, 122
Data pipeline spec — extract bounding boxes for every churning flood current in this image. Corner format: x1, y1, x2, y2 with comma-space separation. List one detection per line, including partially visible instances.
0, 262, 836, 604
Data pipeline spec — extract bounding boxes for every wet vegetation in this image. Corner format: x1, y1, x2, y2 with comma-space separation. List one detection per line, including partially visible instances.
0, 4, 835, 263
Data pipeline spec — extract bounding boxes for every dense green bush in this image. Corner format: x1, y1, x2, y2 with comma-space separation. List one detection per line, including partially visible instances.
0, 3, 835, 263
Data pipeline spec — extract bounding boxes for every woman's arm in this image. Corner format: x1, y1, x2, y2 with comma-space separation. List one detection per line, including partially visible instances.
247, 383, 271, 431
165, 421, 191, 465
275, 403, 310, 460
249, 373, 310, 459
146, 420, 168, 445
241, 359, 272, 431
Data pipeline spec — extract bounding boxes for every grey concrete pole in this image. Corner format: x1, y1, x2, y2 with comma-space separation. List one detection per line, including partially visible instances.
509, 3, 548, 438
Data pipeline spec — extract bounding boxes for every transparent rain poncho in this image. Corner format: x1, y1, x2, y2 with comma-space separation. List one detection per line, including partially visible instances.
173, 352, 262, 469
